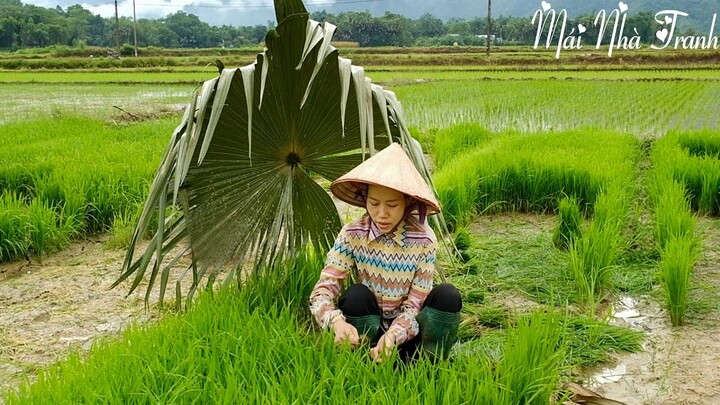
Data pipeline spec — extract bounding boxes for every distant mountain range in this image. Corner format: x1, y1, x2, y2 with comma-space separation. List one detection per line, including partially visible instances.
309, 0, 718, 31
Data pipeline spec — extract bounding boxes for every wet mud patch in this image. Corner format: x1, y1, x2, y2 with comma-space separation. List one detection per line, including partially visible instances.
590, 217, 720, 405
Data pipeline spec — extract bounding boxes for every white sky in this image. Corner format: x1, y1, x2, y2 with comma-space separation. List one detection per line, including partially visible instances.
21, 0, 491, 27
22, 0, 313, 25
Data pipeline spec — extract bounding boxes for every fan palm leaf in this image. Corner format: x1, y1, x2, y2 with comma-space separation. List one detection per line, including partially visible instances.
113, 0, 451, 306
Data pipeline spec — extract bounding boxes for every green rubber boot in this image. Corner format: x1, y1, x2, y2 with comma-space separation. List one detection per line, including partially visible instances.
416, 307, 461, 361
344, 315, 382, 345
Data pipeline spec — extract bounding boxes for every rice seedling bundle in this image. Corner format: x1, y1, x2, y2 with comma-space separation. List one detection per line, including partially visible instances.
659, 234, 698, 326
568, 184, 630, 312
553, 196, 583, 250
434, 127, 638, 228
650, 142, 700, 326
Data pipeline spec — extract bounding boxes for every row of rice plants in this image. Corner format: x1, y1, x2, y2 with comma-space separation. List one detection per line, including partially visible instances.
651, 178, 698, 326
650, 133, 708, 326
0, 71, 217, 84
5, 252, 568, 405
0, 116, 172, 261
433, 124, 639, 230
396, 80, 718, 135
6, 69, 719, 85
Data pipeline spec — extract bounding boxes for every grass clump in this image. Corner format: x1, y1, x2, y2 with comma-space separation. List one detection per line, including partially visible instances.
553, 196, 583, 250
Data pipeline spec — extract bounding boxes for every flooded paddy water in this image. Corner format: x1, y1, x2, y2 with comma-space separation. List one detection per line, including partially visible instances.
0, 84, 192, 125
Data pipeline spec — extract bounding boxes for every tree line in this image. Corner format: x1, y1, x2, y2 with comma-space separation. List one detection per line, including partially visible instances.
0, 0, 695, 50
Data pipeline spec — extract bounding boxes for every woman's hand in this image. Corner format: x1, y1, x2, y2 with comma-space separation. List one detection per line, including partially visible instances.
370, 334, 395, 363
332, 318, 360, 348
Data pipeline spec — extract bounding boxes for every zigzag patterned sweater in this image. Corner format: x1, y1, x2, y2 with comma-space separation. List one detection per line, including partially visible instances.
309, 214, 436, 345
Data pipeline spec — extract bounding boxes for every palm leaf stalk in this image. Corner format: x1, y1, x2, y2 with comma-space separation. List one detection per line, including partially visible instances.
113, 0, 454, 307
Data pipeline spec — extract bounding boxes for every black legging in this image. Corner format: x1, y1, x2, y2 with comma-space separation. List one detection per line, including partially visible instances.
338, 283, 462, 360
339, 283, 462, 316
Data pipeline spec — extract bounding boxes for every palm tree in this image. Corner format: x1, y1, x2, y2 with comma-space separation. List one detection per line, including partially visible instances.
113, 0, 448, 306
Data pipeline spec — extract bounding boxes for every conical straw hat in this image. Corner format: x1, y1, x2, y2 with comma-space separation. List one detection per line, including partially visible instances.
330, 143, 441, 214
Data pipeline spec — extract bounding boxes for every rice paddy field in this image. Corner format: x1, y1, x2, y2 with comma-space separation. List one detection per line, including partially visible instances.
2, 47, 720, 404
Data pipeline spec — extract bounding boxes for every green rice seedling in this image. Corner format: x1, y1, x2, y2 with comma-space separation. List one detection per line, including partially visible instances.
434, 128, 637, 228
553, 196, 583, 250
568, 185, 629, 313
5, 273, 568, 405
104, 208, 138, 250
652, 131, 720, 216
433, 123, 492, 170
494, 310, 566, 405
453, 330, 506, 362
659, 234, 698, 326
561, 315, 643, 368
653, 178, 695, 252
698, 168, 720, 216
452, 275, 486, 305
395, 80, 720, 135
0, 116, 174, 261
0, 167, 38, 201
453, 227, 472, 251
453, 227, 473, 264
241, 247, 325, 316
0, 191, 30, 261
434, 153, 481, 230
471, 304, 511, 329
26, 199, 71, 260
677, 129, 720, 158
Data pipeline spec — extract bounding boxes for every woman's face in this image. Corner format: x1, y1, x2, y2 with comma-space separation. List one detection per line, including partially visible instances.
366, 184, 408, 234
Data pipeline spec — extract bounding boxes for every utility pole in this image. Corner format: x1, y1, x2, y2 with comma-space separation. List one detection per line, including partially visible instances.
114, 0, 120, 51
486, 0, 491, 56
133, 0, 138, 56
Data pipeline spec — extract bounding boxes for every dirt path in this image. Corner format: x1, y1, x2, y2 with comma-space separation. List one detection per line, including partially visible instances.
0, 236, 191, 401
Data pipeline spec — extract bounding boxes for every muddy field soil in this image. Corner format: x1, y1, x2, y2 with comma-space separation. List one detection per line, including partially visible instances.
591, 218, 720, 405
0, 236, 192, 401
